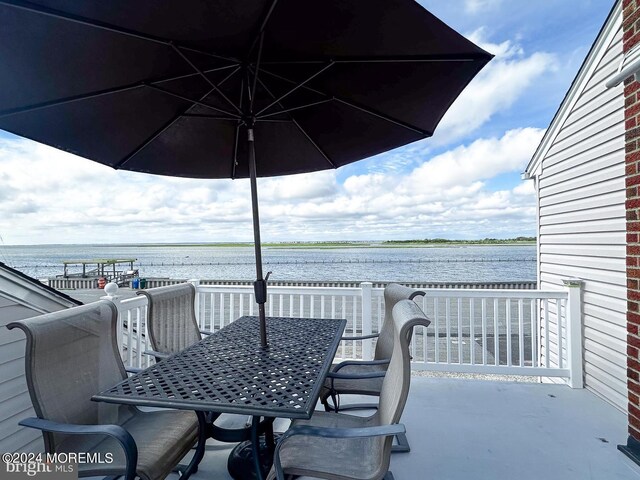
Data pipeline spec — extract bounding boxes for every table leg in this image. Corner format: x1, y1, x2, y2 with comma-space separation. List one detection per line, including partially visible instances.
265, 418, 276, 452
251, 415, 265, 480
181, 411, 208, 480
227, 416, 280, 480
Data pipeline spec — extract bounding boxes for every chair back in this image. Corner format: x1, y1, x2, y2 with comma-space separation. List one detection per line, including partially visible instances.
138, 283, 200, 355
374, 283, 424, 361
375, 300, 431, 473
7, 301, 131, 453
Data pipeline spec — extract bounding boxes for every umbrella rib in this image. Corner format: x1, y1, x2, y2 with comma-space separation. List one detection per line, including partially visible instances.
232, 122, 241, 179
0, 0, 240, 64
232, 74, 246, 179
249, 32, 265, 114
254, 62, 334, 117
256, 119, 292, 123
115, 87, 218, 169
182, 114, 239, 121
258, 67, 431, 137
334, 98, 431, 136
170, 44, 243, 115
254, 73, 337, 169
257, 98, 334, 119
145, 84, 241, 118
247, 0, 280, 58
0, 84, 142, 119
0, 65, 237, 119
246, 0, 278, 113
290, 119, 337, 169
260, 52, 491, 65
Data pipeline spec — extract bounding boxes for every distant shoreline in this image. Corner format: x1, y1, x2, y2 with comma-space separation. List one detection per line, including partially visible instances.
6, 239, 536, 249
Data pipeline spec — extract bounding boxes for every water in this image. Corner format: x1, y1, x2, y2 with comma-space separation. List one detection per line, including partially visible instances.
0, 243, 536, 283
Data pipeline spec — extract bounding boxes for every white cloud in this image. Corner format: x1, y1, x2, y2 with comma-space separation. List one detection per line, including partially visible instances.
467, 28, 523, 59
465, 0, 503, 14
259, 170, 338, 201
513, 180, 535, 196
432, 30, 557, 144
0, 127, 539, 244
409, 127, 545, 189
256, 128, 540, 240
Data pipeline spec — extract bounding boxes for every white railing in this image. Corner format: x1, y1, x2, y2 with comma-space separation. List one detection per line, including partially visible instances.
411, 289, 573, 378
102, 291, 153, 370
102, 279, 583, 388
193, 282, 383, 361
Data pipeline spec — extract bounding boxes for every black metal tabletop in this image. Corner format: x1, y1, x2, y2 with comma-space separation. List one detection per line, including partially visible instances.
93, 316, 346, 419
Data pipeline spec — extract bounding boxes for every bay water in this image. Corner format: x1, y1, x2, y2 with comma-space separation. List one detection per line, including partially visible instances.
0, 243, 536, 283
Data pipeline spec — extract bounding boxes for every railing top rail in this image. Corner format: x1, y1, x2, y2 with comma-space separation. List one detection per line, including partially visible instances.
196, 284, 566, 299
419, 288, 567, 299
197, 284, 368, 296
118, 295, 148, 307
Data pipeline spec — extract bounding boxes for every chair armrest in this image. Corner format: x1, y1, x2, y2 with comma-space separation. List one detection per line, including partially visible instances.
273, 423, 405, 480
409, 290, 426, 300
143, 350, 170, 360
125, 367, 143, 375
200, 330, 213, 336
19, 417, 138, 480
340, 333, 379, 341
326, 371, 386, 380
332, 358, 390, 373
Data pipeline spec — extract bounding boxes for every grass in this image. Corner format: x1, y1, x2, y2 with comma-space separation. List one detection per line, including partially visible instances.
114, 238, 536, 249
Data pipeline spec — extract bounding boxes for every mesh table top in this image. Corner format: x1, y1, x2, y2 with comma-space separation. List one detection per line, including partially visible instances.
93, 316, 346, 419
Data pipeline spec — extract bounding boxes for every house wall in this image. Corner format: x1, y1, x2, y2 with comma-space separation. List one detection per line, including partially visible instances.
537, 16, 627, 410
0, 275, 77, 453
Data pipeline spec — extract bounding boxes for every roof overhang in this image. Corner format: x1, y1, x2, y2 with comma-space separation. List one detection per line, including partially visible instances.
0, 262, 82, 313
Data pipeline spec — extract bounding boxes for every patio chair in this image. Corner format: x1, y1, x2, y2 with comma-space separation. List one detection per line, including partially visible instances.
8, 301, 202, 480
137, 283, 209, 362
138, 283, 258, 443
267, 299, 431, 480
320, 283, 424, 451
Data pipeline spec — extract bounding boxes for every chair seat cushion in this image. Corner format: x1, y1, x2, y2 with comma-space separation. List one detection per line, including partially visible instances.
60, 408, 198, 480
268, 412, 386, 480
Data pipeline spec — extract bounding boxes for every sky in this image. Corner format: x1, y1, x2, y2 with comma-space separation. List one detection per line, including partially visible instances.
0, 0, 615, 245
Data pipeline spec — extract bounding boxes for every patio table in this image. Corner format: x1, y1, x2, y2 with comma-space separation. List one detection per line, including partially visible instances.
93, 315, 346, 480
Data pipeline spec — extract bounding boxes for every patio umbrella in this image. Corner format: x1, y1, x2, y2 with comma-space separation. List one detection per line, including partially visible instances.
0, 0, 491, 347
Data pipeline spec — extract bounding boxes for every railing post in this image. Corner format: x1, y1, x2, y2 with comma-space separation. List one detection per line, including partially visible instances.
361, 282, 373, 360
189, 279, 201, 328
563, 278, 584, 388
101, 282, 125, 357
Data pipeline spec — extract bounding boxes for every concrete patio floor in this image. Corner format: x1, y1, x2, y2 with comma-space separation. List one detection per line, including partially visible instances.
174, 377, 640, 480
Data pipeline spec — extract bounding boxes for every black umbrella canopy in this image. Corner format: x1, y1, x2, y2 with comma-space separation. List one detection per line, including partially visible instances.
0, 0, 491, 178
0, 0, 492, 345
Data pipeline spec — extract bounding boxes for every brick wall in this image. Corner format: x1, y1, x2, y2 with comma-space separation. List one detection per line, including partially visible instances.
626, 0, 640, 445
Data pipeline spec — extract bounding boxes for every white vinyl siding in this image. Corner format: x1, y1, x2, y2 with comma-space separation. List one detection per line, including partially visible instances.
0, 301, 44, 453
0, 272, 78, 453
537, 21, 626, 411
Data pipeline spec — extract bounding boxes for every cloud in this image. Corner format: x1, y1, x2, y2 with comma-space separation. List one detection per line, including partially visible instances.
432, 30, 557, 145
0, 127, 539, 244
259, 170, 338, 201
467, 28, 523, 58
341, 27, 557, 178
464, 0, 503, 14
409, 127, 545, 189
255, 128, 540, 240
513, 180, 535, 196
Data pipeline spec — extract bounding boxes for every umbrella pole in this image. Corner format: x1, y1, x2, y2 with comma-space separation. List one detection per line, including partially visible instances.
248, 127, 268, 347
